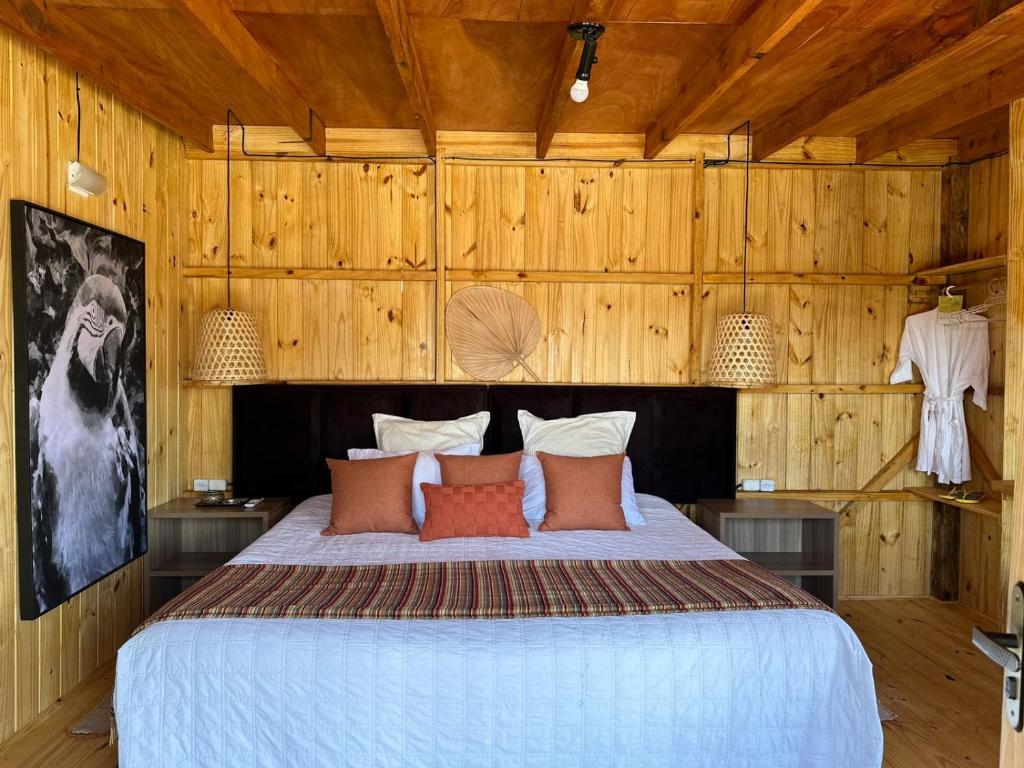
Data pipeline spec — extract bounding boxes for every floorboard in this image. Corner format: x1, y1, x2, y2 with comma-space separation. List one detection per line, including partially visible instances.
0, 599, 1004, 767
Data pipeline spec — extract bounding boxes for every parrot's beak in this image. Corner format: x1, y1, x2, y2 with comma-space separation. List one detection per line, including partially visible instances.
75, 322, 123, 406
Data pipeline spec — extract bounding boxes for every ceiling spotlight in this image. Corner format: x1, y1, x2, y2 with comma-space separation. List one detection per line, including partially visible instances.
567, 21, 605, 103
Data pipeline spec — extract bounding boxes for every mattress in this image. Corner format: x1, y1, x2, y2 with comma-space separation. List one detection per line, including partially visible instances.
116, 494, 883, 768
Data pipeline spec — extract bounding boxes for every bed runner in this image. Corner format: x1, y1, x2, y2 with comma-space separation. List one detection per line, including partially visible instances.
140, 558, 827, 630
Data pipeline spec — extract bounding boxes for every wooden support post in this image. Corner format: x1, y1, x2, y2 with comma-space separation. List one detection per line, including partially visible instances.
941, 164, 969, 265
689, 151, 706, 384
931, 503, 961, 601
435, 147, 447, 381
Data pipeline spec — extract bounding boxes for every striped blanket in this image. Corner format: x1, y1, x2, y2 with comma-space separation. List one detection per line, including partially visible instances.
140, 558, 827, 629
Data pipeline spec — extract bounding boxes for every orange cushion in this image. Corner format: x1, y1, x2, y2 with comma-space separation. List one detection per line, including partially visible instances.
419, 481, 529, 542
537, 452, 629, 531
322, 453, 419, 535
437, 451, 522, 486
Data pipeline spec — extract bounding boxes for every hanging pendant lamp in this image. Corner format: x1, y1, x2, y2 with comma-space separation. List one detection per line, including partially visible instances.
707, 122, 777, 388
190, 111, 269, 386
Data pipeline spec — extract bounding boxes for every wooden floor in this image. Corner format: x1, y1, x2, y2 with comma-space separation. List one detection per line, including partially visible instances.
0, 598, 1003, 768
842, 598, 1002, 768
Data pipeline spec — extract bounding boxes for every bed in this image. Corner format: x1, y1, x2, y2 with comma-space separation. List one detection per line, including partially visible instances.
115, 385, 882, 767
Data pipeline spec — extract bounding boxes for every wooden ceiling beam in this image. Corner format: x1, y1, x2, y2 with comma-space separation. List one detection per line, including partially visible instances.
856, 56, 1024, 163
0, 0, 215, 150
957, 112, 1010, 163
643, 0, 829, 159
753, 0, 1024, 161
168, 0, 326, 154
373, 0, 437, 155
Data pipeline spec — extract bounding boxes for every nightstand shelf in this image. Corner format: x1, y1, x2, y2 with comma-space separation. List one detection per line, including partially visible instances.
697, 498, 839, 608
145, 497, 291, 614
149, 551, 238, 577
738, 550, 833, 575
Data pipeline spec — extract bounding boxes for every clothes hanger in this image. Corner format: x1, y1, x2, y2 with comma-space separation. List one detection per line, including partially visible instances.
941, 278, 1006, 326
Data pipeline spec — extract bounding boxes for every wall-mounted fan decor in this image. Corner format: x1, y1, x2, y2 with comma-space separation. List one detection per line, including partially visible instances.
446, 286, 541, 382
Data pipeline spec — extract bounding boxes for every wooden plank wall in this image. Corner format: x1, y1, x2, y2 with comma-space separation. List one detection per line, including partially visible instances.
959, 154, 1009, 620
183, 153, 951, 599
0, 28, 185, 744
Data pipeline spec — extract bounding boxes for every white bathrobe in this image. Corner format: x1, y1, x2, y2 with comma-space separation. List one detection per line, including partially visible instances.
890, 308, 989, 484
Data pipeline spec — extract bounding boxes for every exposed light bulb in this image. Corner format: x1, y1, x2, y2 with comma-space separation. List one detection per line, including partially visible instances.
569, 78, 589, 103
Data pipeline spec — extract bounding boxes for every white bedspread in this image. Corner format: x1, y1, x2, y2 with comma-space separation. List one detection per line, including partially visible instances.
116, 494, 882, 768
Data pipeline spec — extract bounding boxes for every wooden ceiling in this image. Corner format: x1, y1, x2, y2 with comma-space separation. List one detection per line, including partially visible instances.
4, 0, 1024, 161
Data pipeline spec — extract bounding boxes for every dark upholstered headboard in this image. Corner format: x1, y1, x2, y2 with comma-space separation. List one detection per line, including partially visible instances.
233, 385, 737, 505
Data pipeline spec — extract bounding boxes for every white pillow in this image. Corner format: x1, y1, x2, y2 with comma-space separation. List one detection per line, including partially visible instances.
519, 455, 547, 524
519, 454, 646, 527
373, 411, 490, 453
347, 444, 478, 526
518, 410, 636, 456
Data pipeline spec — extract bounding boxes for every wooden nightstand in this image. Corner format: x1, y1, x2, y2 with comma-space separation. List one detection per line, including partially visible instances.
696, 498, 839, 608
145, 497, 292, 614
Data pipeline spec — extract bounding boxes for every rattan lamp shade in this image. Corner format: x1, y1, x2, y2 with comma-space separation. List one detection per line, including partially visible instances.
190, 308, 269, 385
706, 312, 777, 388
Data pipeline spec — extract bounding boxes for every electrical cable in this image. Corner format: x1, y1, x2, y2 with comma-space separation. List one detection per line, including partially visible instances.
742, 120, 750, 313
226, 109, 234, 309
75, 72, 81, 163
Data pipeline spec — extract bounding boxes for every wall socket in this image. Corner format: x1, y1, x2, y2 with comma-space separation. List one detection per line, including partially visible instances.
740, 479, 776, 492
192, 478, 227, 493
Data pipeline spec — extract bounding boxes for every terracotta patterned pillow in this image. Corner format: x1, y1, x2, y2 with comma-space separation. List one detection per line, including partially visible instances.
322, 453, 419, 535
419, 481, 529, 542
437, 451, 522, 486
536, 452, 629, 532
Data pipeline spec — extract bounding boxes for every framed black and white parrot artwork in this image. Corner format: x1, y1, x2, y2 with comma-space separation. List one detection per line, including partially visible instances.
10, 201, 147, 620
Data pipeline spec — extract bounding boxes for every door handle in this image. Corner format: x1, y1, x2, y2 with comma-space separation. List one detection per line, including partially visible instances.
973, 628, 1021, 673
973, 582, 1024, 731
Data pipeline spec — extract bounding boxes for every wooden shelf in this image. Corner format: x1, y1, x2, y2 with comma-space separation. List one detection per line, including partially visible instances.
735, 490, 917, 502
905, 487, 1002, 520
149, 551, 236, 578
739, 551, 833, 575
913, 255, 1007, 279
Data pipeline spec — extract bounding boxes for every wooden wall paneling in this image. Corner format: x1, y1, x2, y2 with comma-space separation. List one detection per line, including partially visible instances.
960, 511, 1001, 617
187, 158, 436, 272
442, 280, 690, 384
181, 140, 948, 603
950, 153, 1011, 620
6, 29, 46, 734
0, 26, 185, 746
967, 154, 1009, 261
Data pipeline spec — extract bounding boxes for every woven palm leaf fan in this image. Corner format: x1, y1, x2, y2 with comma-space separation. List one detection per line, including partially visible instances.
446, 286, 541, 381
